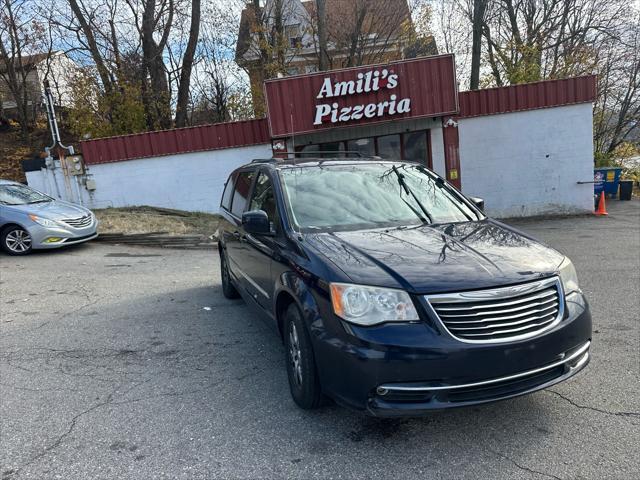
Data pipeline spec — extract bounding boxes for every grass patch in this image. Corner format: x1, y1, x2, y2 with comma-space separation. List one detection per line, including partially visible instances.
94, 206, 221, 237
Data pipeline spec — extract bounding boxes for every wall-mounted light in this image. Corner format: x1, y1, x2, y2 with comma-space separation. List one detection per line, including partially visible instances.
444, 118, 458, 128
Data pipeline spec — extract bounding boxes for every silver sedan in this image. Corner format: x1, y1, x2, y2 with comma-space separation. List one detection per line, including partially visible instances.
0, 180, 98, 255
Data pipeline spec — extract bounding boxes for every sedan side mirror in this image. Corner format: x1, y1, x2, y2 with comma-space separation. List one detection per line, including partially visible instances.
469, 197, 485, 212
242, 210, 272, 235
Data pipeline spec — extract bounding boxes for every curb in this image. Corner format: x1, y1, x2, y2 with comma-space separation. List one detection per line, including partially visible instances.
95, 232, 217, 250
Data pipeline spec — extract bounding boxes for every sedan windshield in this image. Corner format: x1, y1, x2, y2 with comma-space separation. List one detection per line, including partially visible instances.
0, 184, 52, 205
280, 163, 482, 232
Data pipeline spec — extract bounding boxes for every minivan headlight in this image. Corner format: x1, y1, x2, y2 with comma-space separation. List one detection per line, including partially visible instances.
29, 214, 58, 228
559, 257, 580, 294
329, 283, 419, 326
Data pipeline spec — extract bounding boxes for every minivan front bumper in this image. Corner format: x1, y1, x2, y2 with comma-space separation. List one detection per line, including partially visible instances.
311, 290, 592, 416
368, 340, 589, 416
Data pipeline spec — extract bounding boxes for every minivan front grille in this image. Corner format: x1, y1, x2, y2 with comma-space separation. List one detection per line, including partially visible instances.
62, 214, 92, 228
425, 277, 563, 343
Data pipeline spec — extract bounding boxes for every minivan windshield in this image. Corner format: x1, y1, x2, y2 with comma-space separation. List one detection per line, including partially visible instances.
280, 163, 482, 232
0, 184, 52, 205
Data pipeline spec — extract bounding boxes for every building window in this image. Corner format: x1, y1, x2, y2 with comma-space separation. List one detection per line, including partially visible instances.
296, 130, 432, 168
286, 24, 302, 48
376, 134, 401, 159
287, 67, 300, 76
298, 142, 345, 158
403, 131, 429, 167
347, 138, 375, 156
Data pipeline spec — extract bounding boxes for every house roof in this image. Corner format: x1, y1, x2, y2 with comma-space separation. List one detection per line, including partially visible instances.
0, 52, 55, 75
236, 0, 419, 64
235, 3, 259, 62
301, 0, 411, 45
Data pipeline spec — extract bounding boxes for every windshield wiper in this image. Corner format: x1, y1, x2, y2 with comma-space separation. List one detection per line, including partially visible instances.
392, 166, 434, 224
27, 199, 51, 204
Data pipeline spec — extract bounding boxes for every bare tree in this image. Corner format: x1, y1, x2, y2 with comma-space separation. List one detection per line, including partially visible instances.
470, 0, 487, 89
593, 14, 640, 157
315, 0, 329, 70
174, 0, 201, 127
67, 0, 115, 96
0, 0, 48, 135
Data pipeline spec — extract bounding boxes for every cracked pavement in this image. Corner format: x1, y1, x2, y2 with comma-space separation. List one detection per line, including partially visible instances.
1, 200, 639, 479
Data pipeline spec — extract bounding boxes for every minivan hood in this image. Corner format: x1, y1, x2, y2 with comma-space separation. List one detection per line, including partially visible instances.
304, 220, 564, 294
6, 200, 90, 220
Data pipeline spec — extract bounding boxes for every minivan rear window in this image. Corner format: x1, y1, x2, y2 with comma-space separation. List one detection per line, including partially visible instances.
231, 171, 254, 217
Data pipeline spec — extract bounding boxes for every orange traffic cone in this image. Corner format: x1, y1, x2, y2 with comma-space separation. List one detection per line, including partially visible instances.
595, 191, 608, 216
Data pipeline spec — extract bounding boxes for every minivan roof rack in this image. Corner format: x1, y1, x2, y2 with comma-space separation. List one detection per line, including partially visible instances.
250, 152, 382, 164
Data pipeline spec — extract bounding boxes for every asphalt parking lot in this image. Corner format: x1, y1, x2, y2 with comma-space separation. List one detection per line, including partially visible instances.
1, 200, 639, 480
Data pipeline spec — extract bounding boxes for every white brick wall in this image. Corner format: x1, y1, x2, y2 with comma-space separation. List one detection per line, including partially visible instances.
26, 103, 595, 218
458, 103, 594, 217
27, 144, 273, 213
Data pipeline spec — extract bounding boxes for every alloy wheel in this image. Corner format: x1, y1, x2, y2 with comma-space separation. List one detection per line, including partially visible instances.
289, 322, 303, 386
5, 229, 32, 253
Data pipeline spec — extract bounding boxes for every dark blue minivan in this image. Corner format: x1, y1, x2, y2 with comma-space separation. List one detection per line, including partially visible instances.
218, 157, 591, 416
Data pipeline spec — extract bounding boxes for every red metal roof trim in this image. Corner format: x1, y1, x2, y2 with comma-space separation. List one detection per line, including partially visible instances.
81, 118, 270, 165
458, 75, 597, 119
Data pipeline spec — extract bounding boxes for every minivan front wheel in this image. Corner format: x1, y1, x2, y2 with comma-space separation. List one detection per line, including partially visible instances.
1, 226, 33, 255
284, 303, 322, 409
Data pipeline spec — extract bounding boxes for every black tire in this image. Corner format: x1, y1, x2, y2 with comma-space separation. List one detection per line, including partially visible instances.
284, 303, 323, 409
1, 225, 33, 255
220, 249, 240, 299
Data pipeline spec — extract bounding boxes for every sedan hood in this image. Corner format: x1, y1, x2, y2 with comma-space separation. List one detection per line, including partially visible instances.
304, 220, 564, 294
7, 200, 90, 220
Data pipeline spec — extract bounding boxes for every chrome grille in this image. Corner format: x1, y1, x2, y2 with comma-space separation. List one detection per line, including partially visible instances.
62, 214, 92, 228
426, 277, 563, 343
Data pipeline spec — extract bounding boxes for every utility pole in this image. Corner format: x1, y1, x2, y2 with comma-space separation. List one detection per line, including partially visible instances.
42, 80, 78, 203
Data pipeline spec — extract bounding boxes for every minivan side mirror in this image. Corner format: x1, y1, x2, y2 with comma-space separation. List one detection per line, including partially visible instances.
242, 210, 272, 235
469, 197, 485, 211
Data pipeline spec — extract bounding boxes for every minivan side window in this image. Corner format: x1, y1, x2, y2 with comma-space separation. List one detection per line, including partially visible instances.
220, 173, 237, 211
230, 171, 254, 218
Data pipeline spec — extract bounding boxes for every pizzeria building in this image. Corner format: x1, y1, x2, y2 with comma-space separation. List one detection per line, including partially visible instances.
26, 54, 598, 218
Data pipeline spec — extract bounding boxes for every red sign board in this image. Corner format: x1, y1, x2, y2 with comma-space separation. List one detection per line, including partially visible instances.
264, 54, 458, 138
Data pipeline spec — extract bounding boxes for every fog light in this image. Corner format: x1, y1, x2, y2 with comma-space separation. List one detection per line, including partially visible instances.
44, 237, 63, 243
376, 387, 389, 396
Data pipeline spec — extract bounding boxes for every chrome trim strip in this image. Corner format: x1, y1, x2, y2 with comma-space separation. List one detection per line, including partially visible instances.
435, 288, 557, 311
448, 313, 557, 331
428, 276, 559, 303
439, 297, 557, 317
378, 341, 590, 392
442, 302, 558, 322
61, 233, 99, 244
227, 256, 270, 299
424, 277, 565, 344
458, 317, 556, 336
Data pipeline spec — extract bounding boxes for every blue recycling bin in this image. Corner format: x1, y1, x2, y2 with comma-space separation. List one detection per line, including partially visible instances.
594, 167, 623, 198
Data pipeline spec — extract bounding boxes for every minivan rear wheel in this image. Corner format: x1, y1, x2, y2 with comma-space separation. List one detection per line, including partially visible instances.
220, 250, 240, 299
1, 226, 33, 255
284, 303, 323, 409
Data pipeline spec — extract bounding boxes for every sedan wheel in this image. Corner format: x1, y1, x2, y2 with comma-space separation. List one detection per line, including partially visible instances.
2, 227, 33, 255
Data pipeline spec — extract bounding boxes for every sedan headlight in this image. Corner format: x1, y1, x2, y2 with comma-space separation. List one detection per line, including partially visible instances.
28, 214, 58, 228
559, 257, 580, 294
329, 283, 419, 326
